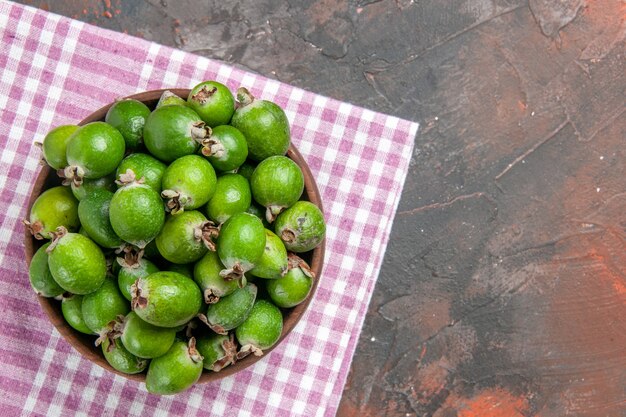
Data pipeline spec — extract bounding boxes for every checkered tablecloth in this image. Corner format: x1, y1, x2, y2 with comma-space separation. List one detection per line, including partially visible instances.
0, 1, 418, 416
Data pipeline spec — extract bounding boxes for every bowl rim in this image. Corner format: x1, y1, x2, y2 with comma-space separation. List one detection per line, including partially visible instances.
24, 88, 326, 383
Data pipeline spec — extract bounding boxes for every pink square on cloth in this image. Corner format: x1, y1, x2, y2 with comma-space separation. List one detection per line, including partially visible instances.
0, 2, 418, 416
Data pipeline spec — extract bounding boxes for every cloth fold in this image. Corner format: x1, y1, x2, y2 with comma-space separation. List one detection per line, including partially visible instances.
0, 1, 418, 416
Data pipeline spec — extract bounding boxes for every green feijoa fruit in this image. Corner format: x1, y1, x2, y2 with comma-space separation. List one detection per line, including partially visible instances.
102, 337, 148, 374
267, 253, 314, 308
61, 295, 94, 334
274, 201, 326, 253
63, 122, 125, 186
195, 333, 236, 372
187, 81, 235, 127
156, 211, 218, 264
250, 156, 304, 222
40, 125, 79, 170
29, 242, 64, 297
206, 174, 251, 224
118, 311, 176, 359
143, 105, 208, 163
82, 278, 130, 334
236, 161, 256, 181
216, 212, 265, 284
25, 186, 79, 240
199, 125, 248, 172
161, 155, 216, 214
249, 229, 288, 279
71, 174, 116, 201
156, 90, 188, 108
200, 283, 257, 334
109, 180, 165, 248
132, 271, 202, 328
115, 153, 166, 193
145, 338, 203, 395
117, 257, 159, 301
78, 190, 122, 249
167, 263, 194, 279
105, 99, 151, 149
231, 87, 290, 161
47, 227, 107, 295
193, 251, 238, 304
235, 300, 283, 358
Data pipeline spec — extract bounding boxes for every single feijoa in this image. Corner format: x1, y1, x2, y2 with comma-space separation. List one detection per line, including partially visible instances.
115, 153, 166, 193
105, 99, 151, 149
161, 155, 216, 214
187, 80, 235, 127
132, 271, 202, 328
61, 295, 94, 335
81, 278, 130, 334
78, 190, 122, 249
274, 201, 326, 252
249, 229, 288, 279
198, 125, 248, 172
101, 337, 148, 375
118, 311, 176, 359
25, 186, 79, 240
156, 210, 219, 264
231, 87, 290, 161
47, 227, 107, 295
40, 124, 79, 170
64, 122, 125, 186
143, 105, 207, 163
205, 174, 251, 224
29, 242, 64, 297
195, 333, 236, 372
235, 300, 283, 358
117, 257, 159, 301
250, 156, 304, 222
216, 212, 266, 284
200, 283, 257, 334
193, 251, 239, 304
267, 253, 314, 308
145, 338, 203, 395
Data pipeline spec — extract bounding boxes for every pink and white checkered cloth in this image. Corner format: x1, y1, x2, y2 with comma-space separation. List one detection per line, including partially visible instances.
0, 1, 418, 416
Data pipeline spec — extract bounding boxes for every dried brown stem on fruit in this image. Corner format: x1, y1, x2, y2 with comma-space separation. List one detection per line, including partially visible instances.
95, 317, 124, 350
23, 219, 46, 240
115, 244, 144, 268
115, 169, 145, 186
200, 138, 226, 158
161, 189, 188, 214
191, 86, 217, 103
236, 87, 254, 106
266, 205, 286, 223
184, 320, 197, 338
46, 226, 68, 252
188, 337, 204, 363
236, 344, 263, 360
58, 166, 84, 187
287, 253, 315, 278
219, 263, 246, 287
194, 221, 219, 251
130, 279, 148, 310
212, 334, 237, 372
197, 313, 228, 335
191, 122, 212, 142
280, 228, 297, 244
204, 288, 220, 304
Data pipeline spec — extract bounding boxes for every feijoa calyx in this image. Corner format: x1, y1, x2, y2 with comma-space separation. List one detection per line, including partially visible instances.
195, 333, 237, 372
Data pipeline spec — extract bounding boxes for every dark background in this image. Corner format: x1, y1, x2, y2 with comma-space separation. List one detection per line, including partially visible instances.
17, 1, 625, 416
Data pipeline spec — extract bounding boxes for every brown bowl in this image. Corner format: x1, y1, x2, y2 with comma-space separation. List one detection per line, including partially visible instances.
24, 89, 325, 383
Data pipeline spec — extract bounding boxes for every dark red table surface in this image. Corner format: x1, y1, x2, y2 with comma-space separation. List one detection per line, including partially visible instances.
16, 1, 626, 416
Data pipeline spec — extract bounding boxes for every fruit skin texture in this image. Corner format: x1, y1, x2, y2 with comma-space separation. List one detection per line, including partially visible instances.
65, 121, 126, 179
267, 254, 314, 308
117, 258, 159, 301
61, 295, 94, 335
200, 125, 248, 172
193, 251, 239, 304
216, 212, 266, 282
250, 156, 304, 222
145, 339, 204, 395
102, 337, 148, 375
235, 300, 283, 358
26, 186, 80, 239
105, 99, 151, 149
187, 81, 235, 127
195, 333, 236, 372
115, 153, 166, 193
156, 210, 213, 264
274, 201, 326, 253
206, 174, 251, 224
29, 242, 64, 297
249, 229, 288, 279
71, 174, 116, 201
78, 190, 122, 249
47, 231, 107, 295
119, 311, 176, 359
143, 105, 205, 163
41, 125, 79, 170
132, 271, 202, 328
161, 155, 216, 213
230, 88, 290, 161
109, 181, 165, 248
81, 278, 130, 334
202, 283, 257, 334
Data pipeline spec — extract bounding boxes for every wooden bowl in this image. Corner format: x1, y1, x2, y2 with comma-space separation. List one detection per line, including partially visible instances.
24, 89, 325, 383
